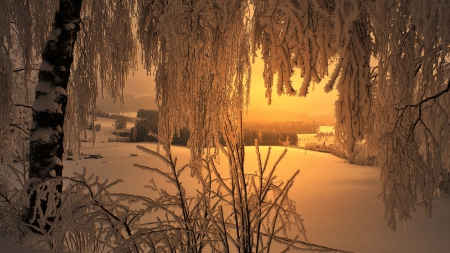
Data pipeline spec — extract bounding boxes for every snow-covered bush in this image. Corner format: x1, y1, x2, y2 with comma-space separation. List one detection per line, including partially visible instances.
332, 141, 375, 166
0, 173, 24, 239
114, 139, 344, 253
1, 168, 140, 252
115, 117, 128, 130
305, 142, 332, 153
0, 144, 345, 253
1, 163, 141, 251
0, 158, 29, 240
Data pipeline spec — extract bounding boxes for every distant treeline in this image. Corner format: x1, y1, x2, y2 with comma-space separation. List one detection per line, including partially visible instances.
130, 109, 298, 147
244, 130, 298, 146
244, 121, 325, 134
95, 110, 134, 122
136, 109, 158, 119
131, 110, 190, 146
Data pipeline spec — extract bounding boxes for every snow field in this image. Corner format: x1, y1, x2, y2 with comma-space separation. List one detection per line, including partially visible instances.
64, 141, 450, 253
2, 117, 449, 252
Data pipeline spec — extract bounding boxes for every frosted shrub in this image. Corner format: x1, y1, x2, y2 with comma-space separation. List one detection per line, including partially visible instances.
2, 147, 349, 252
23, 168, 141, 252
115, 140, 346, 253
350, 141, 375, 166
0, 158, 29, 240
0, 173, 25, 238
333, 141, 375, 166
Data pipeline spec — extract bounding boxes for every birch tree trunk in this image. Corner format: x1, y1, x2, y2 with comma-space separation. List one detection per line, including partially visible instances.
25, 0, 82, 230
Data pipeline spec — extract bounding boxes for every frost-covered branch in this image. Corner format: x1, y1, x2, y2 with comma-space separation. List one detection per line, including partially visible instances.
396, 79, 450, 120
253, 0, 361, 99
368, 0, 450, 229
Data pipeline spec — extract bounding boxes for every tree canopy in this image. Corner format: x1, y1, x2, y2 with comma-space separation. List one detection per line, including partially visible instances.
2, 0, 450, 230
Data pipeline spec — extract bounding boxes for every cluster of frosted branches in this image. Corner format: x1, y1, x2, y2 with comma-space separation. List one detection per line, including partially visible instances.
137, 0, 366, 175
66, 0, 138, 156
0, 168, 139, 252
0, 0, 57, 167
1, 0, 138, 163
91, 0, 450, 234
366, 0, 450, 229
138, 0, 252, 169
117, 142, 348, 253
252, 0, 361, 99
250, 0, 450, 229
0, 165, 27, 239
251, 0, 374, 163
142, 0, 369, 195
331, 7, 372, 161
3, 0, 450, 235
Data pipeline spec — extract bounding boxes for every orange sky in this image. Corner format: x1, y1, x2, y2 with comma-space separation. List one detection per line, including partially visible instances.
248, 58, 338, 117
121, 56, 338, 121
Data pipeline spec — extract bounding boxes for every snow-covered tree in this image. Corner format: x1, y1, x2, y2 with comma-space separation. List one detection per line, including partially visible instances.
3, 0, 450, 234
26, 0, 83, 229
1, 0, 63, 229
137, 0, 252, 178
251, 0, 450, 229
366, 0, 450, 229
1, 0, 137, 229
1, 0, 57, 167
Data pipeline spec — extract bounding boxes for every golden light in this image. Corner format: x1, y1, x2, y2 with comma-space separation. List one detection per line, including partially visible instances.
246, 56, 338, 122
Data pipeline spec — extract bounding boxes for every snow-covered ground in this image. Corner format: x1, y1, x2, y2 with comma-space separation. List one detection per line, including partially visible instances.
2, 117, 450, 252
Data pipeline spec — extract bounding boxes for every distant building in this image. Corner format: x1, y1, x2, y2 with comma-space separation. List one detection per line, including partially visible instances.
316, 126, 334, 135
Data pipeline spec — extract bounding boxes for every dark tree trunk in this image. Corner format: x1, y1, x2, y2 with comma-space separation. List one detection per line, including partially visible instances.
25, 0, 83, 231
